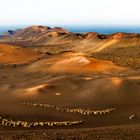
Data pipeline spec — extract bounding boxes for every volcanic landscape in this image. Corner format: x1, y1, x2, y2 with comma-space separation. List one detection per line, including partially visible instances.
0, 26, 140, 139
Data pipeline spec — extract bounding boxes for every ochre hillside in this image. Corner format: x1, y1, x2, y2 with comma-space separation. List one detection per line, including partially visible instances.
0, 44, 42, 64
26, 52, 126, 73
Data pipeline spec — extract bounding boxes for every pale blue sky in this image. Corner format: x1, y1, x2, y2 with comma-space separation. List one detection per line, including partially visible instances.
0, 0, 140, 26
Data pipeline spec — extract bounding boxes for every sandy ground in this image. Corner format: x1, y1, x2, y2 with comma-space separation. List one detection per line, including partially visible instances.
0, 44, 43, 64
0, 125, 140, 140
0, 47, 140, 139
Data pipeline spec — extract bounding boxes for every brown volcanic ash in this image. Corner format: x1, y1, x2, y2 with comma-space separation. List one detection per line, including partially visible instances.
0, 25, 140, 44
47, 53, 126, 73
1, 25, 140, 68
25, 52, 126, 73
10, 25, 69, 41
0, 44, 43, 64
0, 26, 140, 140
0, 25, 139, 48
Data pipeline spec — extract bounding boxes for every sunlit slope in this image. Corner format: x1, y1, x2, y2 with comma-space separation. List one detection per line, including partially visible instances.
92, 37, 140, 67
26, 52, 126, 73
0, 44, 43, 64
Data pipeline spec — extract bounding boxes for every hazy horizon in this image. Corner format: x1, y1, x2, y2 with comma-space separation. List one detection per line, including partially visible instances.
1, 25, 140, 35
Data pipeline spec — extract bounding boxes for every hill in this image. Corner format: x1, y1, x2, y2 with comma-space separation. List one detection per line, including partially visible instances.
0, 44, 43, 64
1, 25, 140, 67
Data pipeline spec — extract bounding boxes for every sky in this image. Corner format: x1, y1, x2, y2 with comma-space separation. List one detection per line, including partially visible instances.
0, 0, 140, 26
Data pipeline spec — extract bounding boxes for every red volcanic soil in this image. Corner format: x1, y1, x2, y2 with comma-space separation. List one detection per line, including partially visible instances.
49, 53, 126, 73
0, 44, 43, 64
26, 52, 127, 73
0, 26, 140, 139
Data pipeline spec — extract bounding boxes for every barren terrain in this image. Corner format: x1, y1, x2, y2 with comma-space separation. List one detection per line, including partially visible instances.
0, 26, 140, 139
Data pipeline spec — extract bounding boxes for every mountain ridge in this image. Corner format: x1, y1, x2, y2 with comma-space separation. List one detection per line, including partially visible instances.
1, 25, 140, 67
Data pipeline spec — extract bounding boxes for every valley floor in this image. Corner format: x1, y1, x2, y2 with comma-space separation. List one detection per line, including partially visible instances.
0, 125, 140, 140
0, 40, 140, 139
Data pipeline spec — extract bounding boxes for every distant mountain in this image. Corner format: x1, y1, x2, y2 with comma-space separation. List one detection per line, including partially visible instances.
1, 25, 140, 47
0, 25, 74, 46
0, 29, 22, 39
1, 25, 140, 68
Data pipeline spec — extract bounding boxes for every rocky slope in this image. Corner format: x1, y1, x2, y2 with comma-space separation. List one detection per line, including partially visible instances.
0, 26, 140, 140
1, 25, 140, 67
